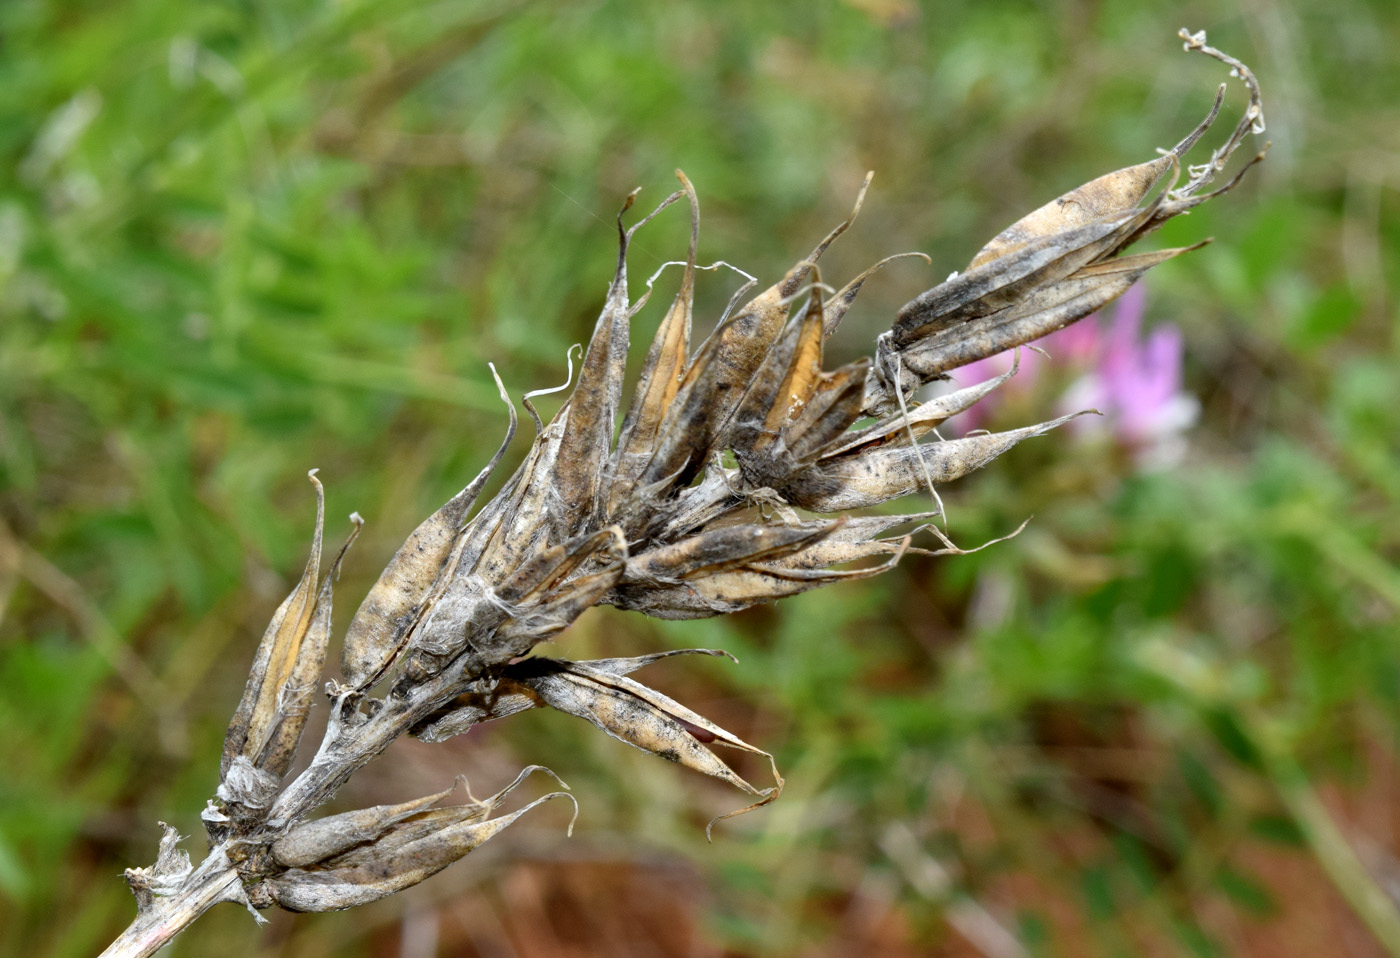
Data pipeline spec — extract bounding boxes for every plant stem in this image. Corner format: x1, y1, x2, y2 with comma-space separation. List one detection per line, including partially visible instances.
98, 852, 243, 958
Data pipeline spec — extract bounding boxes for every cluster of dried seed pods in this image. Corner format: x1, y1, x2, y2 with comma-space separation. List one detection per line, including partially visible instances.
106, 33, 1264, 949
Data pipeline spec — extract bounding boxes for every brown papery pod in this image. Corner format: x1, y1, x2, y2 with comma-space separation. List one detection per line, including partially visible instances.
271, 781, 458, 868
318, 766, 567, 867
256, 515, 362, 779
222, 472, 325, 778
886, 244, 1204, 391
638, 260, 808, 488
780, 360, 872, 464
518, 662, 782, 833
892, 180, 1172, 347
553, 190, 685, 536
611, 172, 700, 507
266, 791, 576, 912
610, 513, 928, 618
968, 84, 1222, 268
786, 411, 1090, 514
640, 174, 873, 488
828, 354, 1022, 460
495, 527, 626, 606
469, 391, 585, 586
622, 520, 840, 586
492, 562, 627, 653
611, 536, 912, 620
727, 277, 827, 462
340, 367, 517, 690
412, 649, 735, 743
1116, 148, 1266, 252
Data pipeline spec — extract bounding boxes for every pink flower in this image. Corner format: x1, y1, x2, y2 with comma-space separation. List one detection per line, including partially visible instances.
948, 284, 1199, 469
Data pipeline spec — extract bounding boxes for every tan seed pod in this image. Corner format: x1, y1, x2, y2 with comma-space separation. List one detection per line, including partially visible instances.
727, 279, 828, 463
271, 782, 457, 868
780, 360, 872, 464
266, 791, 575, 912
495, 527, 626, 607
222, 472, 325, 778
827, 353, 1022, 460
639, 175, 874, 489
340, 367, 517, 690
412, 649, 735, 743
612, 172, 701, 509
492, 563, 627, 653
518, 662, 782, 831
785, 411, 1089, 514
411, 647, 733, 745
892, 182, 1171, 347
968, 85, 1221, 269
622, 521, 840, 586
883, 243, 1204, 393
471, 412, 567, 583
319, 766, 567, 867
611, 537, 912, 620
823, 252, 931, 340
257, 514, 362, 778
554, 190, 685, 536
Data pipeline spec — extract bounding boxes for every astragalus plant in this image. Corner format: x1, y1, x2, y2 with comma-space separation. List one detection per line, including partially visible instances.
99, 32, 1265, 958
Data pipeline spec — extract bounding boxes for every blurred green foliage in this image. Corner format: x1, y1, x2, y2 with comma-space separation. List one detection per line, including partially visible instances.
2, 0, 1397, 955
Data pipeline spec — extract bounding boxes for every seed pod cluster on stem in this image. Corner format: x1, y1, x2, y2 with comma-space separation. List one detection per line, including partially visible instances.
99, 32, 1265, 958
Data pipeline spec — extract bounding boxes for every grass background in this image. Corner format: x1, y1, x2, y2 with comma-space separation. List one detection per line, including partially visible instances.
2, 0, 1397, 955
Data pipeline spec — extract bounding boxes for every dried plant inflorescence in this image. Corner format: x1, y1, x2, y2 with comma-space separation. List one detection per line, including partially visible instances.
99, 32, 1265, 958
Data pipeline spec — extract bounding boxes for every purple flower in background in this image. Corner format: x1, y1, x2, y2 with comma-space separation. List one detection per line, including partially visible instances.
949, 284, 1199, 469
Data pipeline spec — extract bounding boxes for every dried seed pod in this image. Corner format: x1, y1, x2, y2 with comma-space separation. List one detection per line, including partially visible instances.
611, 536, 912, 619
265, 791, 575, 912
730, 277, 829, 462
222, 472, 326, 778
638, 260, 808, 489
968, 87, 1220, 269
318, 766, 566, 867
780, 360, 871, 463
868, 43, 1265, 414
640, 175, 873, 489
341, 367, 517, 690
1116, 147, 1267, 251
412, 650, 734, 743
611, 173, 700, 508
410, 679, 539, 744
828, 353, 1022, 460
880, 244, 1204, 395
517, 661, 782, 828
892, 180, 1171, 347
622, 521, 840, 586
257, 515, 362, 778
609, 513, 929, 618
785, 411, 1090, 513
554, 190, 685, 536
495, 527, 627, 607
271, 782, 457, 868
492, 563, 626, 654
